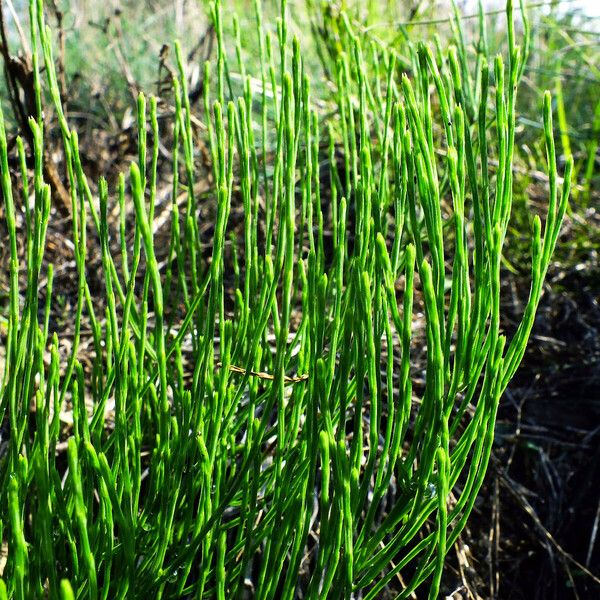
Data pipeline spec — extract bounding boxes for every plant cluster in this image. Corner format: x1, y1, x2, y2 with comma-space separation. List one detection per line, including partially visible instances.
0, 0, 571, 598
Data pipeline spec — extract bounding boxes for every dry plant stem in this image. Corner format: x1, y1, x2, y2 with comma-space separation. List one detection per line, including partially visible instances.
0, 1, 71, 217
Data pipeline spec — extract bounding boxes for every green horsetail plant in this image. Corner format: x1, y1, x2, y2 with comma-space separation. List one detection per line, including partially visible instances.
0, 0, 571, 598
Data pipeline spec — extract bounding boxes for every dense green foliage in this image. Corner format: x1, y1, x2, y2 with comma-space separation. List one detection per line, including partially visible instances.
0, 0, 574, 598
